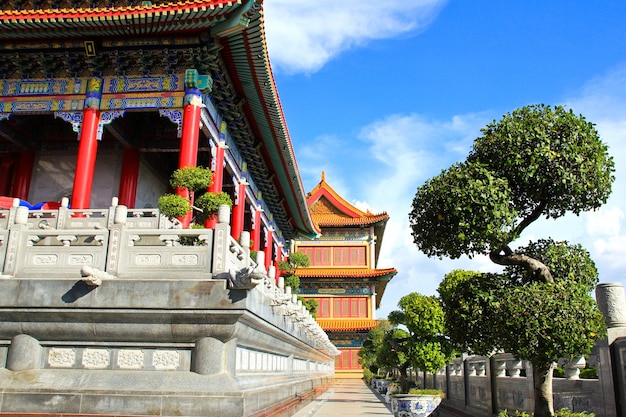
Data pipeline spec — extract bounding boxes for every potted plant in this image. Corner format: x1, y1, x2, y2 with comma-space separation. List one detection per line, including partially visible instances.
158, 166, 232, 228
387, 293, 454, 417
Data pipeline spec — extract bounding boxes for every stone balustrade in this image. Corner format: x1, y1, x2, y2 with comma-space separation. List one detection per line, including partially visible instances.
398, 284, 626, 417
0, 201, 337, 417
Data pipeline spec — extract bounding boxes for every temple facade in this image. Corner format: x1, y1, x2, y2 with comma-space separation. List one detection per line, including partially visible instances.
294, 173, 397, 379
0, 2, 336, 416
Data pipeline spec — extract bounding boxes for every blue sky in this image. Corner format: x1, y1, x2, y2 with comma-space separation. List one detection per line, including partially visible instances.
263, 1, 626, 318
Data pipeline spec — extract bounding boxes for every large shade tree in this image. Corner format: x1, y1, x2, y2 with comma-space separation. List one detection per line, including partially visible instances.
409, 104, 614, 417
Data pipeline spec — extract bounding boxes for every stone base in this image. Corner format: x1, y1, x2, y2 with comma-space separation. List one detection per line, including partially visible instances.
0, 368, 333, 417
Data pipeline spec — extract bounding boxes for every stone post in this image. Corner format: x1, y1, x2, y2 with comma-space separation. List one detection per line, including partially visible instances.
596, 282, 626, 417
596, 282, 626, 330
211, 205, 231, 275
6, 334, 43, 371
192, 337, 237, 375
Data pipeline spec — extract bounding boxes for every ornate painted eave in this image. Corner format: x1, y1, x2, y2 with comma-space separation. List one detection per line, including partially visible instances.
219, 11, 317, 238
0, 0, 318, 240
298, 267, 397, 308
296, 267, 397, 279
0, 1, 240, 40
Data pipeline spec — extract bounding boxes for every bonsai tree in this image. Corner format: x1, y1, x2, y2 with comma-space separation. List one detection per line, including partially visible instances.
278, 252, 318, 315
359, 320, 395, 378
158, 166, 232, 227
387, 293, 454, 394
409, 104, 614, 417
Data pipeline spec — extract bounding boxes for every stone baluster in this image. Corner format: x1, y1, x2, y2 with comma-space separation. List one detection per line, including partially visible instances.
508, 359, 524, 377
564, 356, 586, 380
494, 357, 507, 377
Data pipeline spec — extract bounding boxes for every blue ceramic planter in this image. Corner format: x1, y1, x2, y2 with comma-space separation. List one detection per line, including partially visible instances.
391, 394, 442, 417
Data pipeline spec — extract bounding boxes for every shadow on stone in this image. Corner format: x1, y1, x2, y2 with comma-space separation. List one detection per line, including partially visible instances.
228, 288, 248, 303
62, 280, 96, 303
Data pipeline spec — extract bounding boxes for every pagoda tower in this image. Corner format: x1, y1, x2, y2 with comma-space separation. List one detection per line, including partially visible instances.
294, 173, 397, 379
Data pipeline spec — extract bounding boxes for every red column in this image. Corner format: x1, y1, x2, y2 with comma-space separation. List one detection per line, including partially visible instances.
274, 244, 283, 283
231, 179, 247, 241
208, 142, 225, 193
177, 88, 203, 227
178, 98, 201, 169
251, 205, 262, 252
71, 78, 103, 210
205, 141, 226, 229
71, 108, 100, 209
118, 148, 141, 208
12, 150, 35, 201
0, 154, 16, 196
263, 226, 274, 270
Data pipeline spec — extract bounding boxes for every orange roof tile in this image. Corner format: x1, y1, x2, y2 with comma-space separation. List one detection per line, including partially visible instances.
297, 267, 397, 279
307, 172, 389, 228
316, 318, 379, 331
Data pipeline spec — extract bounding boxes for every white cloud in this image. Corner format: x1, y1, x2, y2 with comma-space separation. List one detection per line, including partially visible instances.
360, 64, 626, 317
586, 206, 623, 237
263, 0, 448, 74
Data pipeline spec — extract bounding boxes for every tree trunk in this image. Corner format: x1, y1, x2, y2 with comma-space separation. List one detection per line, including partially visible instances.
399, 363, 410, 393
532, 362, 555, 417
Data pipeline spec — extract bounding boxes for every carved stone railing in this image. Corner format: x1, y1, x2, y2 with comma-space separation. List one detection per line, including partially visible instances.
409, 284, 626, 417
0, 201, 337, 417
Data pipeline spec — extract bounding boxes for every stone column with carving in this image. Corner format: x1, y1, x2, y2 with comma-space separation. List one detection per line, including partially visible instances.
594, 282, 626, 417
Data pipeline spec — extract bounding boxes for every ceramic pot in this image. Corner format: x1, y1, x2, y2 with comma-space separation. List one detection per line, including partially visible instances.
391, 393, 442, 417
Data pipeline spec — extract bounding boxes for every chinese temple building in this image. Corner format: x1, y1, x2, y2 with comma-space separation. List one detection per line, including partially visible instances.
0, 1, 337, 416
294, 173, 397, 379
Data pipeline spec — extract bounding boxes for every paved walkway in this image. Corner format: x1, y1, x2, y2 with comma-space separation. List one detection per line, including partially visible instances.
292, 379, 393, 417
291, 379, 471, 417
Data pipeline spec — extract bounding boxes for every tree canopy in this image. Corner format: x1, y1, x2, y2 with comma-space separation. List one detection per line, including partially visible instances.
409, 104, 614, 282
409, 104, 614, 417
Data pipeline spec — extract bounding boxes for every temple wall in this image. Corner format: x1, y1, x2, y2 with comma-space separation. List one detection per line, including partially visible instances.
25, 149, 167, 210
135, 154, 168, 209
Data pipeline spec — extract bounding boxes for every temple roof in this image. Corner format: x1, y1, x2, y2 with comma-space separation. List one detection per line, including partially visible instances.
307, 172, 390, 262
0, 0, 317, 240
0, 1, 239, 39
297, 267, 397, 279
298, 267, 397, 309
315, 318, 379, 332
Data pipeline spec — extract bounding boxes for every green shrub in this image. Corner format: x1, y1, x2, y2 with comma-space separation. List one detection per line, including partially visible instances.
363, 368, 374, 384
170, 166, 212, 191
406, 389, 445, 399
158, 193, 191, 219
579, 367, 598, 379
195, 191, 233, 222
284, 274, 300, 290
498, 409, 594, 417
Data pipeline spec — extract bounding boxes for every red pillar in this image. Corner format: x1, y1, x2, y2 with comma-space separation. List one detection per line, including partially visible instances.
71, 78, 103, 210
274, 244, 283, 284
231, 179, 247, 241
12, 150, 35, 201
251, 205, 262, 252
118, 148, 141, 208
71, 108, 100, 209
177, 87, 203, 227
0, 154, 16, 196
263, 226, 274, 270
208, 142, 225, 193
205, 141, 226, 229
